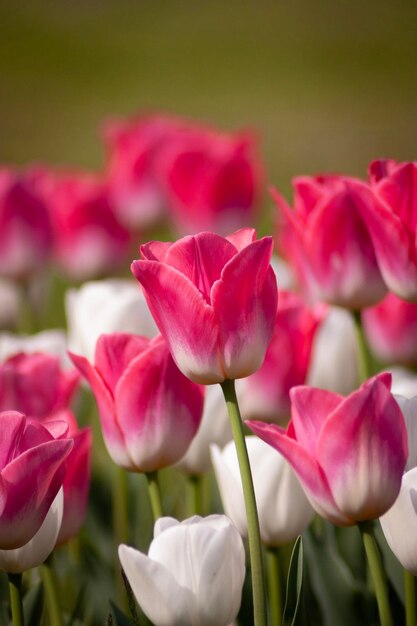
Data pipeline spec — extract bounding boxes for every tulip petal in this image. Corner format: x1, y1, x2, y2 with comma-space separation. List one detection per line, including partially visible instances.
131, 260, 223, 383
211, 444, 247, 537
318, 375, 408, 520
119, 544, 195, 626
94, 333, 150, 391
211, 237, 277, 379
226, 227, 256, 251
290, 386, 342, 453
0, 412, 26, 469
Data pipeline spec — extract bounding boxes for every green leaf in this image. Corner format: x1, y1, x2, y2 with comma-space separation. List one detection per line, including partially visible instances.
283, 535, 303, 626
23, 582, 43, 626
109, 600, 133, 626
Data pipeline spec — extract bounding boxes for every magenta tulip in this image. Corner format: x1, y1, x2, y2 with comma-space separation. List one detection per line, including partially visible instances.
363, 159, 417, 300
132, 228, 277, 384
70, 333, 204, 472
363, 292, 417, 365
273, 175, 387, 309
247, 373, 408, 526
0, 411, 73, 549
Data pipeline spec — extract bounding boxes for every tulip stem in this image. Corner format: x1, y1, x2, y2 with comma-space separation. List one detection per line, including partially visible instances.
358, 521, 393, 626
186, 475, 203, 517
266, 547, 282, 626
8, 573, 24, 626
352, 310, 373, 383
41, 555, 63, 626
221, 379, 267, 626
113, 466, 130, 545
405, 570, 416, 626
145, 471, 163, 522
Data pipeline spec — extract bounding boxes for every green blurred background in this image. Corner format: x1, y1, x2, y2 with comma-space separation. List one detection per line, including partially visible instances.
1, 0, 416, 201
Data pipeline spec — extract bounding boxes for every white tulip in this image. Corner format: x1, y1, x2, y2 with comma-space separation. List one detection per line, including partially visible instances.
211, 437, 314, 546
119, 515, 245, 626
394, 394, 417, 471
380, 467, 417, 575
307, 307, 359, 394
0, 489, 63, 573
66, 279, 158, 361
176, 384, 231, 475
390, 367, 417, 399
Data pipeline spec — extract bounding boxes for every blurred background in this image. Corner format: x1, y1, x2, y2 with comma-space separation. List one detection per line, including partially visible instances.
1, 0, 416, 203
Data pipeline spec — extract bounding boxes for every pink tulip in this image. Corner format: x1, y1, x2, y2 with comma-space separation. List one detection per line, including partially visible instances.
57, 426, 92, 544
103, 114, 183, 229
131, 228, 278, 384
247, 373, 408, 526
362, 292, 417, 365
70, 333, 204, 472
37, 169, 131, 280
273, 175, 387, 309
363, 159, 417, 300
0, 411, 73, 549
158, 124, 261, 235
238, 291, 326, 422
0, 168, 53, 280
0, 352, 79, 420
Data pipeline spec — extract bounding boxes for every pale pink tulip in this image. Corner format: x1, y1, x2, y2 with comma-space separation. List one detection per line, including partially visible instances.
132, 228, 277, 384
70, 333, 203, 472
247, 373, 408, 526
364, 160, 417, 300
273, 175, 387, 309
0, 411, 72, 549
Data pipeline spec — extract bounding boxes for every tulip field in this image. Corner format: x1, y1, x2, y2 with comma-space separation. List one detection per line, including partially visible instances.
1, 3, 417, 624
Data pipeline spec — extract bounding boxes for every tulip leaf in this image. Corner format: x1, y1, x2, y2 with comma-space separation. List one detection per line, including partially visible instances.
108, 601, 133, 626
283, 535, 303, 626
23, 582, 43, 626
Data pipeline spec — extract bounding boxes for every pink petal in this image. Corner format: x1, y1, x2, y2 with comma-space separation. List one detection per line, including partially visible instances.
0, 412, 26, 470
95, 333, 150, 391
211, 237, 277, 379
226, 228, 256, 251
140, 240, 173, 262
131, 260, 223, 383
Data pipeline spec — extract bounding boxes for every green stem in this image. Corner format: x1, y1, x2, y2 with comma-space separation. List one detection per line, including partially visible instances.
186, 475, 203, 517
40, 555, 63, 626
266, 547, 282, 626
358, 521, 392, 626
8, 573, 24, 626
113, 466, 129, 545
145, 471, 163, 522
405, 570, 416, 626
352, 310, 373, 383
220, 379, 267, 626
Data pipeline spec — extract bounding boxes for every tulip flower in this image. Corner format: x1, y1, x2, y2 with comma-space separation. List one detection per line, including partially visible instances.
362, 292, 417, 365
70, 333, 203, 471
390, 367, 417, 398
0, 329, 68, 365
176, 384, 231, 475
380, 467, 417, 575
247, 373, 408, 526
212, 437, 314, 546
273, 175, 387, 309
132, 228, 277, 384
0, 411, 72, 549
119, 514, 245, 626
307, 307, 360, 395
363, 160, 417, 300
0, 489, 63, 573
394, 395, 417, 472
237, 291, 325, 423
66, 278, 158, 361
0, 168, 53, 280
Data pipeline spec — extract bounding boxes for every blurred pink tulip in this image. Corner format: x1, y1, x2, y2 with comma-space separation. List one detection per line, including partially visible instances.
0, 168, 53, 280
273, 175, 387, 309
363, 292, 417, 365
363, 159, 417, 300
238, 291, 326, 423
159, 124, 261, 235
37, 169, 131, 280
247, 373, 408, 526
132, 228, 277, 384
70, 333, 204, 472
0, 411, 72, 549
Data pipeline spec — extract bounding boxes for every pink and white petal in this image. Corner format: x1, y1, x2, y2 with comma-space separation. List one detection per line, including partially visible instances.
211, 237, 277, 379
226, 227, 256, 251
116, 342, 203, 472
289, 385, 343, 453
69, 352, 131, 468
94, 333, 150, 391
246, 420, 348, 524
131, 261, 223, 383
119, 544, 195, 626
318, 377, 408, 521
